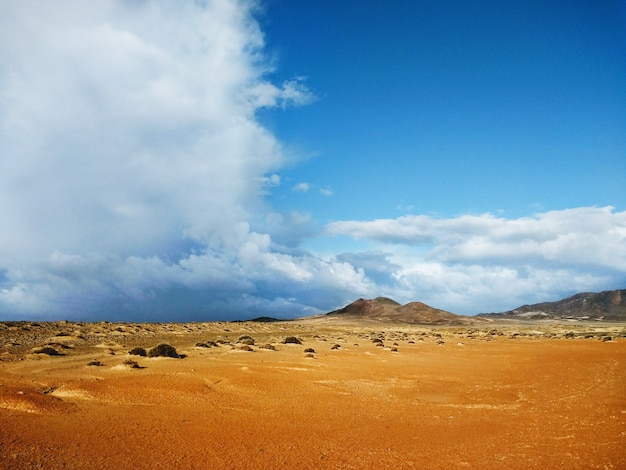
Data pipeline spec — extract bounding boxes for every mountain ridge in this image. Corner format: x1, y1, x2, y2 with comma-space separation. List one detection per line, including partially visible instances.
478, 289, 626, 321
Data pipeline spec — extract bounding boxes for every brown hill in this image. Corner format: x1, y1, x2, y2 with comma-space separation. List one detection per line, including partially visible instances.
324, 297, 474, 325
478, 289, 626, 321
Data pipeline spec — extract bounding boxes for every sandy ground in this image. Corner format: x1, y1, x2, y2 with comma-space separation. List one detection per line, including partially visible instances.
1, 320, 625, 469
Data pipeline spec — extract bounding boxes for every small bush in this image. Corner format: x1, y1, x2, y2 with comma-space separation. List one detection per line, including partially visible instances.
148, 343, 179, 358
128, 347, 147, 356
259, 343, 276, 350
237, 335, 255, 345
283, 336, 302, 345
304, 348, 315, 353
238, 345, 253, 351
34, 347, 62, 356
87, 360, 104, 366
123, 359, 141, 368
331, 344, 341, 350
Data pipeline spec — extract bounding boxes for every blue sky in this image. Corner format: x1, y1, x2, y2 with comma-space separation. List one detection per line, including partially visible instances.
0, 0, 624, 321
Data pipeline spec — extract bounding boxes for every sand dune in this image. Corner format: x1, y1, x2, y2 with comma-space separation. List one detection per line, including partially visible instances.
1, 320, 625, 469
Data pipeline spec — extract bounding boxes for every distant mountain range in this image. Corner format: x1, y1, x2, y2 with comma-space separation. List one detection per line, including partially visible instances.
324, 297, 477, 325
321, 289, 626, 324
478, 289, 626, 321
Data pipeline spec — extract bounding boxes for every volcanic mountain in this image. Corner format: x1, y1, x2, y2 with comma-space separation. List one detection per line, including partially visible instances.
478, 289, 626, 321
324, 297, 475, 325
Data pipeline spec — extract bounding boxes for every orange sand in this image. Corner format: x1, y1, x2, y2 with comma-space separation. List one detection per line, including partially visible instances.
1, 322, 625, 469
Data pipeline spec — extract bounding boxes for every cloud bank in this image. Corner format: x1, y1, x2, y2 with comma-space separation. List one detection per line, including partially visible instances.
326, 207, 626, 314
0, 0, 367, 320
0, 1, 624, 320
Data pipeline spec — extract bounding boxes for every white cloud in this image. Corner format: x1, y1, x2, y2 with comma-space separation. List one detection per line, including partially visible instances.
0, 0, 337, 320
293, 182, 311, 192
325, 207, 626, 313
326, 207, 626, 270
319, 188, 333, 196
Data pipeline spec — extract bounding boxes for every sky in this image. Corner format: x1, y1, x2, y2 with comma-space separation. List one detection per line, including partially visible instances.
0, 0, 625, 322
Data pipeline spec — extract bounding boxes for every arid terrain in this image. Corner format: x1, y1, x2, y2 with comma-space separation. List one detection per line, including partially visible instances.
1, 319, 625, 469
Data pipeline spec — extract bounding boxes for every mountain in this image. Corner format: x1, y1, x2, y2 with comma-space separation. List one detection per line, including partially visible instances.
324, 297, 475, 325
478, 289, 626, 321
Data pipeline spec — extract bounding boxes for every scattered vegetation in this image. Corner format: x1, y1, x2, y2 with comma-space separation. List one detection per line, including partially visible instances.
147, 343, 180, 358
87, 360, 104, 366
128, 347, 147, 356
123, 359, 141, 368
259, 343, 276, 350
283, 336, 302, 345
33, 346, 62, 356
237, 335, 255, 346
304, 348, 315, 353
331, 344, 341, 350
195, 341, 219, 348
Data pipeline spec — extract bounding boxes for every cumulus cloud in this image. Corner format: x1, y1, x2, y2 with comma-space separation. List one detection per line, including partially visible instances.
292, 182, 311, 192
0, 0, 358, 321
326, 207, 626, 313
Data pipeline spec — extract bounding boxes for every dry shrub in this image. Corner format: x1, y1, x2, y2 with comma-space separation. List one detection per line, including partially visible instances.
123, 359, 141, 368
87, 360, 104, 366
331, 344, 341, 350
283, 336, 302, 345
237, 335, 255, 345
304, 348, 315, 353
34, 346, 62, 356
128, 347, 147, 356
148, 343, 179, 358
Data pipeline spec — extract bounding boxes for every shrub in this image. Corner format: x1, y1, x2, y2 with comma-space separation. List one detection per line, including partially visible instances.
331, 344, 341, 350
283, 336, 302, 345
87, 360, 104, 366
123, 359, 141, 368
304, 348, 315, 353
128, 347, 147, 356
148, 343, 179, 358
34, 347, 62, 356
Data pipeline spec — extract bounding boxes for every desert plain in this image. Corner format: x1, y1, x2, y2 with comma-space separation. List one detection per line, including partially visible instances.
1, 318, 625, 469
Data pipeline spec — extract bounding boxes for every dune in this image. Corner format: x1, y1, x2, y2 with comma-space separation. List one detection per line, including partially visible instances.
1, 319, 625, 469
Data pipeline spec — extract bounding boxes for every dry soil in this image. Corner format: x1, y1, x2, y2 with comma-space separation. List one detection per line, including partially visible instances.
1, 320, 625, 469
